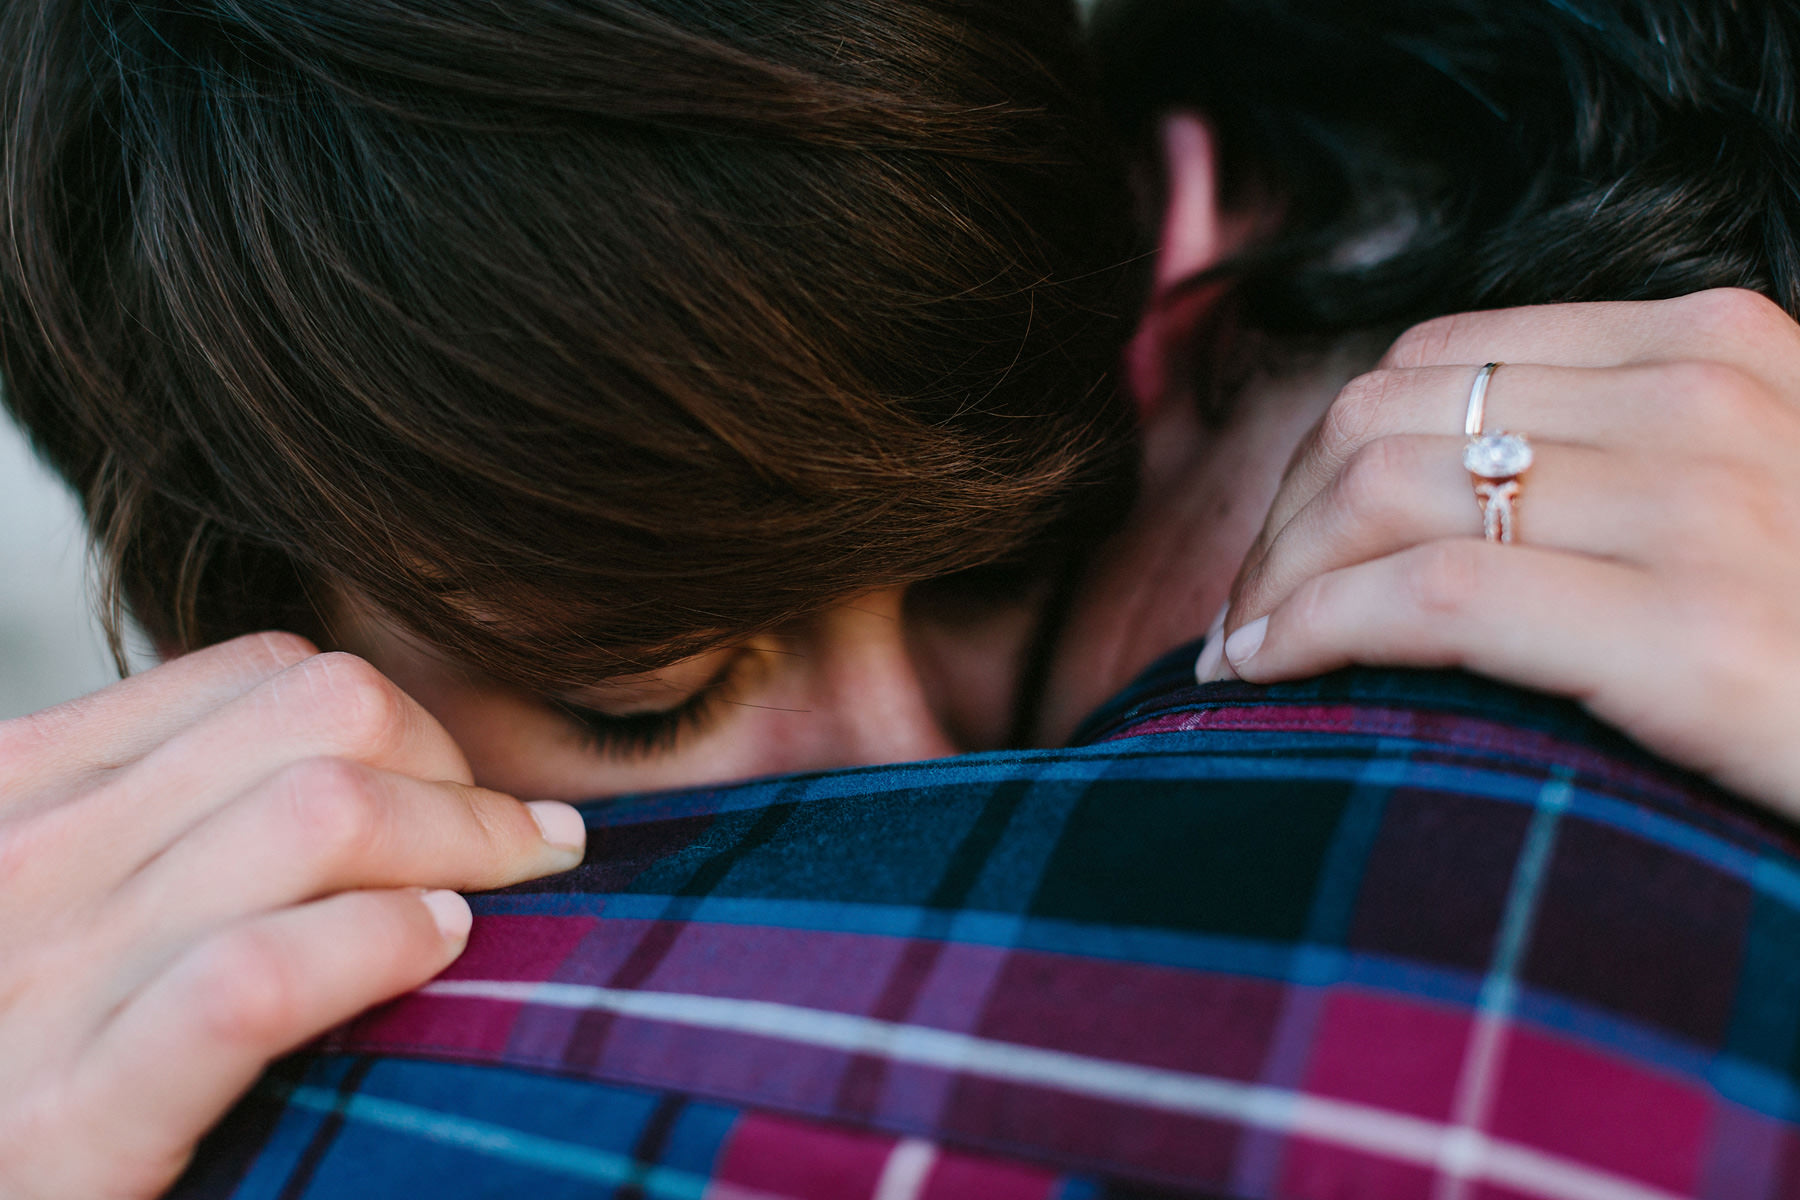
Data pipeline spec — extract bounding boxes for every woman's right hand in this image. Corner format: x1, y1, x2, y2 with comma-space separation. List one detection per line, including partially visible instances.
0, 633, 587, 1199
1209, 289, 1800, 813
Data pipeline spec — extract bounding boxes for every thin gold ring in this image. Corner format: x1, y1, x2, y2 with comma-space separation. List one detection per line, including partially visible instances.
1464, 362, 1502, 438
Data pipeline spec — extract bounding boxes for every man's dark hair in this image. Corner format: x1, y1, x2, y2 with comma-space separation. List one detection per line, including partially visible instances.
1094, 0, 1800, 335
0, 0, 1138, 687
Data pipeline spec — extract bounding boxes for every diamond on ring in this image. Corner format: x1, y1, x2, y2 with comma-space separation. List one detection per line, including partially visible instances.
1463, 431, 1533, 479
1462, 431, 1531, 544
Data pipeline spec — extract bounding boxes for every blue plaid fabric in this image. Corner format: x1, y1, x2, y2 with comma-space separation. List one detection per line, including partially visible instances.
172, 653, 1800, 1200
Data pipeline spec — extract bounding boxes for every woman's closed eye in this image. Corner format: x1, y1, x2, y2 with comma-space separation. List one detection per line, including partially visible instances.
547, 651, 745, 759
334, 585, 974, 801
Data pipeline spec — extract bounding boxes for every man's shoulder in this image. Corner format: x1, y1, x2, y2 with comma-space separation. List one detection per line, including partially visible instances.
176, 660, 1800, 1200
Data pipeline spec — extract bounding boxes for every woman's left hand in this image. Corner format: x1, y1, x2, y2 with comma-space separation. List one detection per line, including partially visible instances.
1212, 288, 1800, 815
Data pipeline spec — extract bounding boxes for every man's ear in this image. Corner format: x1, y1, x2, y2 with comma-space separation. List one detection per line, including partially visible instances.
1154, 111, 1230, 292
1127, 111, 1239, 418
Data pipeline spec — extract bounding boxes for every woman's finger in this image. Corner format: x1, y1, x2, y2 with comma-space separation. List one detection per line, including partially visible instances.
1260, 360, 1792, 539
1231, 437, 1741, 622
96, 766, 582, 1003
1225, 539, 1800, 809
81, 651, 477, 877
65, 887, 472, 1199
1376, 288, 1800, 380
1226, 539, 1659, 700
0, 632, 318, 797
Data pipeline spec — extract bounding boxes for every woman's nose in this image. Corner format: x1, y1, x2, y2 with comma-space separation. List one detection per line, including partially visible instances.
812, 589, 959, 766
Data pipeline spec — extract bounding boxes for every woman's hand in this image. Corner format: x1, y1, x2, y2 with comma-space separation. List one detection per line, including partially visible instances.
0, 633, 587, 1199
1212, 288, 1800, 813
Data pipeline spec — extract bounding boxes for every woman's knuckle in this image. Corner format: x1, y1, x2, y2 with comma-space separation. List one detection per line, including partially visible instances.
1676, 579, 1781, 658
299, 653, 409, 757
1284, 574, 1338, 640
1669, 358, 1760, 405
1334, 437, 1414, 525
1401, 542, 1484, 617
1682, 591, 1783, 702
189, 931, 298, 1045
1670, 462, 1792, 552
1679, 287, 1789, 340
1319, 372, 1399, 458
1738, 477, 1800, 544
1381, 314, 1467, 368
273, 758, 383, 859
462, 787, 519, 845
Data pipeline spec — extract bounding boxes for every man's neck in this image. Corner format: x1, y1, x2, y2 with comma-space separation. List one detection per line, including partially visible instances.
1034, 338, 1380, 745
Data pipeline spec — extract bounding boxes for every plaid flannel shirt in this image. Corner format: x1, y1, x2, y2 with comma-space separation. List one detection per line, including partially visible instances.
173, 648, 1800, 1200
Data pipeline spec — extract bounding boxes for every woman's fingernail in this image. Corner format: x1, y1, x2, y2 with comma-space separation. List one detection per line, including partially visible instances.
1206, 602, 1230, 640
1194, 635, 1226, 684
1224, 616, 1269, 667
420, 888, 473, 941
1194, 602, 1232, 682
527, 800, 587, 853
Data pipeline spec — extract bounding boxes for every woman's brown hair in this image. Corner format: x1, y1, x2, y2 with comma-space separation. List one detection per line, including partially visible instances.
0, 0, 1138, 689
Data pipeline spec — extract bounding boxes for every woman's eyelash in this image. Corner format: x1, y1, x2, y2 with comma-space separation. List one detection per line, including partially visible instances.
552, 692, 721, 758
550, 655, 743, 759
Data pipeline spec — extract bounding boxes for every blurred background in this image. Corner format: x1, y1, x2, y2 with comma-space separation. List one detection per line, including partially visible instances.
0, 412, 125, 719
